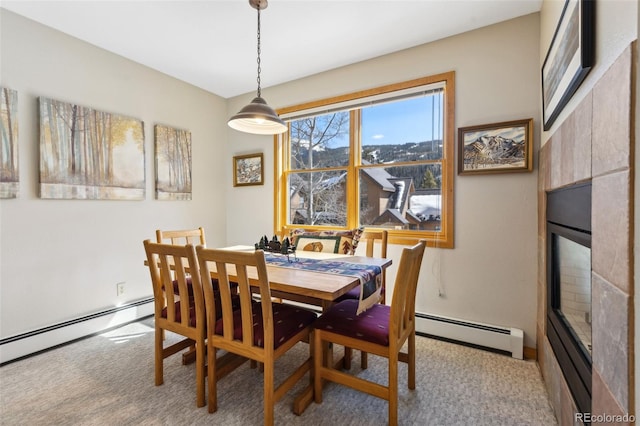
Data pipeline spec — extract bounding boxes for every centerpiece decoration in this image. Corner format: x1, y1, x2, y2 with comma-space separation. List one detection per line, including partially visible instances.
255, 235, 297, 262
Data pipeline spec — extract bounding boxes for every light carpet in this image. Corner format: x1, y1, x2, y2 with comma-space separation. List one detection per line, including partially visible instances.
0, 318, 557, 425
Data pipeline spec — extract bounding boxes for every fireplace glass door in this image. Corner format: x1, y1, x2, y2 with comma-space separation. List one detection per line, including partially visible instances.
557, 235, 592, 356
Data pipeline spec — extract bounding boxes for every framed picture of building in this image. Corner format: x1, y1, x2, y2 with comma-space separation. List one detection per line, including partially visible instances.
458, 118, 533, 175
233, 153, 264, 187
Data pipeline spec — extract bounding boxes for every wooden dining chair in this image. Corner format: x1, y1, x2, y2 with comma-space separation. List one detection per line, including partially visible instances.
143, 240, 206, 408
312, 240, 426, 426
196, 247, 317, 426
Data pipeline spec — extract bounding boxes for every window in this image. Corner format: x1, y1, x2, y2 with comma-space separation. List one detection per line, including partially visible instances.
275, 72, 455, 247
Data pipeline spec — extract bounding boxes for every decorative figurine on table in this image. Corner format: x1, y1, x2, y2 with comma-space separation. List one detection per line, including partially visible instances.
254, 234, 297, 262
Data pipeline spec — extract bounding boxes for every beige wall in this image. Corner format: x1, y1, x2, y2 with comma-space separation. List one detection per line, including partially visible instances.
226, 14, 542, 348
0, 10, 228, 338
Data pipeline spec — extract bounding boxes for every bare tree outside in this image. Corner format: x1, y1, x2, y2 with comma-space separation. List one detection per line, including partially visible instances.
289, 112, 349, 225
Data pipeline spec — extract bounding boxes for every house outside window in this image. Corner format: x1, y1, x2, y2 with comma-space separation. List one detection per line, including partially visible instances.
275, 72, 455, 248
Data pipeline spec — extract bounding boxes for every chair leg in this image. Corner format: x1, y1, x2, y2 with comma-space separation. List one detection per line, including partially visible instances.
361, 350, 368, 369
155, 326, 164, 386
408, 332, 416, 390
313, 331, 323, 404
208, 345, 218, 413
264, 362, 275, 426
344, 347, 352, 370
389, 352, 399, 426
196, 341, 205, 407
308, 330, 315, 386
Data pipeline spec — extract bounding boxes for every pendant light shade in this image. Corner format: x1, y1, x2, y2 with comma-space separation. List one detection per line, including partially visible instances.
228, 96, 287, 135
228, 0, 287, 135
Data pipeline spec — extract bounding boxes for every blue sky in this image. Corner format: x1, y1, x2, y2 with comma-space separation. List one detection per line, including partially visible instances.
362, 94, 443, 146
325, 93, 444, 148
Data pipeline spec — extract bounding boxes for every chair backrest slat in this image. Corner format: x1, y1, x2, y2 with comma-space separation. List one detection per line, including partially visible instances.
389, 240, 426, 339
360, 230, 388, 258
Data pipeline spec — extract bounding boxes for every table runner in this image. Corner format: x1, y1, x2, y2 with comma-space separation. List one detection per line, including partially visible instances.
264, 253, 382, 315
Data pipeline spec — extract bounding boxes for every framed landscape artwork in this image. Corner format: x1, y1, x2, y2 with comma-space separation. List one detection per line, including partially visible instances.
154, 124, 192, 200
1, 87, 19, 198
39, 97, 145, 200
542, 0, 594, 130
233, 153, 263, 187
458, 118, 533, 175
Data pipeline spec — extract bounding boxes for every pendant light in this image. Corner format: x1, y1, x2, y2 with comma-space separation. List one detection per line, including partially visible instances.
228, 0, 287, 135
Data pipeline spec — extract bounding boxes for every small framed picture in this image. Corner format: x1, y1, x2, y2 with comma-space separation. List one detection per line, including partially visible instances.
233, 153, 264, 187
458, 118, 533, 175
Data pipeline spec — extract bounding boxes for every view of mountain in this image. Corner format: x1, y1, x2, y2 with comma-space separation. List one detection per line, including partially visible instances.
462, 135, 525, 169
293, 139, 444, 191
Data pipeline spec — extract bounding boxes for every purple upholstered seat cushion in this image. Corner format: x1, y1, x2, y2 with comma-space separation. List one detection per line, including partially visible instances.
336, 285, 362, 301
170, 277, 225, 297
208, 293, 241, 321
161, 301, 197, 327
336, 284, 386, 303
313, 299, 390, 346
214, 303, 317, 349
161, 293, 240, 325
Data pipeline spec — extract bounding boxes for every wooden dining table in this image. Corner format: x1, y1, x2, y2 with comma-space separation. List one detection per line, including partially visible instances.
219, 245, 392, 310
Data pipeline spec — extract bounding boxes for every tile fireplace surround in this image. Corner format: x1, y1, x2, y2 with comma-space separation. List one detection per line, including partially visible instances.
537, 44, 635, 424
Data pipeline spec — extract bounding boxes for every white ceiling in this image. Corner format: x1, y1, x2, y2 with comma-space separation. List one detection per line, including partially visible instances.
1, 0, 542, 98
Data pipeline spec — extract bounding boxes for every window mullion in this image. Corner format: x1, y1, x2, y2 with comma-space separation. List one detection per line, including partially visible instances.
345, 109, 360, 229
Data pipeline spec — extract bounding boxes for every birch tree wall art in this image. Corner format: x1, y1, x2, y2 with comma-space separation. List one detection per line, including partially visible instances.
39, 97, 145, 200
154, 124, 192, 200
1, 87, 19, 198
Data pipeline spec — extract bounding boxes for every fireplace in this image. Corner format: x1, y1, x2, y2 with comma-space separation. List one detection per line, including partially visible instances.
546, 181, 592, 415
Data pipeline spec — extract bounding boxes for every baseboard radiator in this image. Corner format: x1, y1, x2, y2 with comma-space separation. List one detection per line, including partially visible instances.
415, 312, 524, 359
0, 298, 154, 365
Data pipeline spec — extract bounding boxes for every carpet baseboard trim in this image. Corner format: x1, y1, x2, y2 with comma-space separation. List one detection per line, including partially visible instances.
415, 312, 524, 359
0, 297, 154, 365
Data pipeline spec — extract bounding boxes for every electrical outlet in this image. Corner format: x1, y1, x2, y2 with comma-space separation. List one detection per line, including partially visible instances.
117, 282, 126, 296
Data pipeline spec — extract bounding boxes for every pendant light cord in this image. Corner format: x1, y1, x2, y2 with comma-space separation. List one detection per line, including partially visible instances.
256, 5, 262, 98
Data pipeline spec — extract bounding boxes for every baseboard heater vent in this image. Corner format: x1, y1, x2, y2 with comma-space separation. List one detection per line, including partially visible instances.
416, 312, 523, 359
0, 297, 154, 365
